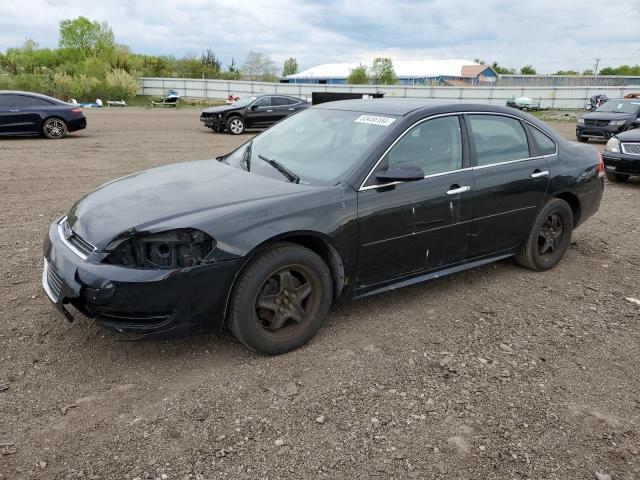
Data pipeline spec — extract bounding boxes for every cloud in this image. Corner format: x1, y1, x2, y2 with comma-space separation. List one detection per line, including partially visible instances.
0, 0, 638, 73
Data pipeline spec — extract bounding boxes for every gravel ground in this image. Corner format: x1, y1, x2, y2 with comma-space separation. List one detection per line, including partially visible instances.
0, 109, 638, 480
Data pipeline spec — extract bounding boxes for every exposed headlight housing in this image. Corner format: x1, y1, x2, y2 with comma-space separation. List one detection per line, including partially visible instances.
609, 120, 626, 126
104, 229, 216, 269
605, 137, 620, 153
577, 118, 585, 125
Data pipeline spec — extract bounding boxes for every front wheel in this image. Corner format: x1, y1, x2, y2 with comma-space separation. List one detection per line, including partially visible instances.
606, 171, 629, 183
226, 116, 245, 135
515, 198, 574, 271
228, 243, 333, 355
577, 135, 588, 143
42, 118, 68, 139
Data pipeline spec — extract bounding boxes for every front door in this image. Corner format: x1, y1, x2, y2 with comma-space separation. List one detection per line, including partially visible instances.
0, 94, 28, 134
248, 96, 277, 127
357, 115, 473, 287
465, 114, 550, 258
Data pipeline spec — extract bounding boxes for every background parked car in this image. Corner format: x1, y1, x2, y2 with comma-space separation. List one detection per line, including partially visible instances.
576, 98, 640, 142
200, 94, 309, 134
603, 128, 640, 182
0, 90, 87, 139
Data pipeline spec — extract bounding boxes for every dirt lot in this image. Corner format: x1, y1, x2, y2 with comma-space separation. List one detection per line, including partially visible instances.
1, 109, 639, 480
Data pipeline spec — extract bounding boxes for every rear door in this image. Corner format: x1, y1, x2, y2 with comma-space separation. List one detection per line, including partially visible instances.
465, 114, 550, 258
271, 96, 296, 122
357, 114, 473, 287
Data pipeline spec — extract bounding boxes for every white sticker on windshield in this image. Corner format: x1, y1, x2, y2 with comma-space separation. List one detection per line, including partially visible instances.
355, 114, 396, 126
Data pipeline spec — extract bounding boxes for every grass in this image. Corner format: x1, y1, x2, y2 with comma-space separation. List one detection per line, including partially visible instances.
121, 95, 227, 109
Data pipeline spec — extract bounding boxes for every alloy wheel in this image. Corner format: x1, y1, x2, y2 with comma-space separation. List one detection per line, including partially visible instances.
229, 118, 244, 134
44, 119, 66, 138
254, 265, 321, 338
538, 212, 564, 256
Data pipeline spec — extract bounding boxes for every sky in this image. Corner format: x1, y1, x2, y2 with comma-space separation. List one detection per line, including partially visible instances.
0, 0, 639, 74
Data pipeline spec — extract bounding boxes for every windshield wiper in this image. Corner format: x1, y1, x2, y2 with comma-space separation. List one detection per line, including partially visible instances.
257, 154, 300, 184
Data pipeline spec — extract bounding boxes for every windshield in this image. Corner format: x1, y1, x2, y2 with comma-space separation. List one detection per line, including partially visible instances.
596, 100, 640, 114
233, 96, 257, 107
223, 108, 395, 186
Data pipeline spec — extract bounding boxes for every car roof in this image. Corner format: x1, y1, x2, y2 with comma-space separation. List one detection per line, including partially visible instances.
313, 98, 520, 117
0, 90, 65, 103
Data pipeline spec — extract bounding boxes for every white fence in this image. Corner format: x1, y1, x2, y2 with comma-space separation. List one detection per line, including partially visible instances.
138, 77, 639, 109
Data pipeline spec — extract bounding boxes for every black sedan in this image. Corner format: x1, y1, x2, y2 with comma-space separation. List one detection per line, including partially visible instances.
602, 128, 640, 182
43, 100, 604, 354
0, 90, 86, 139
200, 94, 309, 134
576, 99, 640, 142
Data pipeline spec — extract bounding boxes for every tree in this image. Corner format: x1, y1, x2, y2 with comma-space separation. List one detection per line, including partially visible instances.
282, 57, 299, 77
519, 65, 537, 75
474, 58, 486, 65
370, 57, 397, 85
199, 49, 221, 78
347, 64, 369, 85
241, 51, 277, 81
491, 62, 515, 75
553, 70, 579, 75
59, 17, 115, 57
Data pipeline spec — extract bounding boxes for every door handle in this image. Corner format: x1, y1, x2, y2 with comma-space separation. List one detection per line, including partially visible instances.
266, 109, 273, 112
288, 108, 294, 111
9, 109, 19, 112
530, 170, 549, 178
446, 185, 471, 195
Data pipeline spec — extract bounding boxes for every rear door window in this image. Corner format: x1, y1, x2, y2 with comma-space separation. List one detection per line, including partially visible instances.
467, 115, 530, 166
529, 127, 557, 156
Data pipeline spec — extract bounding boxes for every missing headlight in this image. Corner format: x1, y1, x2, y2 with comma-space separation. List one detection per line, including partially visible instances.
104, 229, 216, 269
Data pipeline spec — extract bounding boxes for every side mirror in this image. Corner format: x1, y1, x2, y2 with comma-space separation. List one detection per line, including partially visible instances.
375, 165, 424, 182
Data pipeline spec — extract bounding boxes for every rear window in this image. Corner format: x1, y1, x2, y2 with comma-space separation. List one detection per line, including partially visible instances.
468, 115, 530, 166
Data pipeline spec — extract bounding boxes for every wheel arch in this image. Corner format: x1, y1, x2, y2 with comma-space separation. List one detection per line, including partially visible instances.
221, 231, 347, 323
553, 191, 581, 227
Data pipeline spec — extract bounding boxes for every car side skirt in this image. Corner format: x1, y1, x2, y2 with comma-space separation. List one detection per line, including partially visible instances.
353, 252, 515, 299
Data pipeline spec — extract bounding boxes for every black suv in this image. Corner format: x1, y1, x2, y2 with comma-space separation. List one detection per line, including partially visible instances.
200, 94, 309, 134
576, 99, 640, 142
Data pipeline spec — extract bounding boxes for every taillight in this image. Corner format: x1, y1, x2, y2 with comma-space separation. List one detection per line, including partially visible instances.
70, 108, 83, 114
593, 147, 605, 178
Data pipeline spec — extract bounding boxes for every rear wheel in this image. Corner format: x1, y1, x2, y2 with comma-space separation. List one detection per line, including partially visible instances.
228, 243, 333, 355
42, 118, 68, 139
606, 171, 629, 183
515, 198, 574, 271
226, 116, 245, 135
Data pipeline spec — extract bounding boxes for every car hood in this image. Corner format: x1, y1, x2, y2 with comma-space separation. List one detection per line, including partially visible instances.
201, 104, 242, 114
67, 160, 312, 250
581, 111, 633, 121
616, 128, 640, 142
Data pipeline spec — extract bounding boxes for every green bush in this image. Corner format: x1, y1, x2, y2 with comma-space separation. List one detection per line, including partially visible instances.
104, 68, 138, 100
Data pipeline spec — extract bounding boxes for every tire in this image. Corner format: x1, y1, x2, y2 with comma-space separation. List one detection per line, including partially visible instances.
606, 171, 629, 183
515, 198, 574, 271
42, 117, 68, 139
228, 242, 333, 355
577, 135, 588, 143
226, 116, 245, 135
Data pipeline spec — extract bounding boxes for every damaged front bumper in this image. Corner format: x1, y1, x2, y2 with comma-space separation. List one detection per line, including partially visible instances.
42, 218, 240, 338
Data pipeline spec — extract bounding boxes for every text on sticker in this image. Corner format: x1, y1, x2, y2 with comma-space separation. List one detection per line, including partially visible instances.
355, 115, 396, 126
